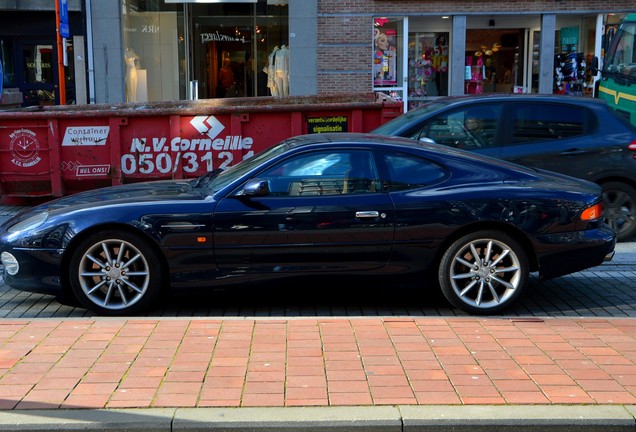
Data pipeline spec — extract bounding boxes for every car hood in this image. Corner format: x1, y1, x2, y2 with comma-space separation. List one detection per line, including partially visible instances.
30, 179, 208, 215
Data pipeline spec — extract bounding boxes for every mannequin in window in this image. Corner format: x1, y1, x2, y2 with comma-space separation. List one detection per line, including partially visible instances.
265, 46, 279, 96
219, 58, 235, 97
274, 45, 289, 96
125, 48, 140, 102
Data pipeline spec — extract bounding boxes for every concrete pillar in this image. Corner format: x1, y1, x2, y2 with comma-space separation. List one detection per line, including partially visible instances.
539, 14, 556, 94
289, 0, 318, 96
451, 15, 467, 96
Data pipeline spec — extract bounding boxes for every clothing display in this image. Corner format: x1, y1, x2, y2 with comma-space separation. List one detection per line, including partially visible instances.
124, 48, 140, 102
275, 45, 289, 96
554, 51, 587, 95
264, 45, 289, 96
266, 46, 278, 96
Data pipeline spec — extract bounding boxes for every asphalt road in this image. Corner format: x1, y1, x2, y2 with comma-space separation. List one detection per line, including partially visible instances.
1, 242, 635, 319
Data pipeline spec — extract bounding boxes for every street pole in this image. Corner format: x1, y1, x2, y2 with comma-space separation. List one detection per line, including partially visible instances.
55, 0, 67, 105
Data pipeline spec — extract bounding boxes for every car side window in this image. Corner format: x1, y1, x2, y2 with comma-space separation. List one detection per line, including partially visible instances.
258, 150, 379, 196
510, 103, 587, 144
381, 152, 447, 191
415, 106, 500, 150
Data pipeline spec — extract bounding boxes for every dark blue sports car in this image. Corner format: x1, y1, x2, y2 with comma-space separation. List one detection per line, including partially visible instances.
0, 133, 615, 315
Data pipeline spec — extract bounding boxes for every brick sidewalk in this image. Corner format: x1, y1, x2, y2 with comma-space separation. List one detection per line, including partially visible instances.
1, 317, 635, 410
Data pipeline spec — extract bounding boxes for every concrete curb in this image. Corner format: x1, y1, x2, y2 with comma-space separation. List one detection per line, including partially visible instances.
0, 406, 635, 432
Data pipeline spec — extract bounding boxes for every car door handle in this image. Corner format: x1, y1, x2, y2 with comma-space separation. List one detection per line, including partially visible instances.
355, 211, 381, 218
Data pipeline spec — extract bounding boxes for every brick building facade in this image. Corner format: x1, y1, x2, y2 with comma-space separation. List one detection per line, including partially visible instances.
315, 1, 636, 110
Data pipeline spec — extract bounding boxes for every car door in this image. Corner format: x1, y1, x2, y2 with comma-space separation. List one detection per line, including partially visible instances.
212, 148, 395, 275
497, 102, 598, 176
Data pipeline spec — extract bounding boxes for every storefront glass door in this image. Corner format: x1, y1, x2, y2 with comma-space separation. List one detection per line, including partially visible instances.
407, 31, 449, 110
465, 29, 526, 95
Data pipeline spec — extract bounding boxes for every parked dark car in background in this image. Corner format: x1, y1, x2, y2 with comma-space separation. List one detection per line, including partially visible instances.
372, 94, 636, 241
0, 133, 614, 316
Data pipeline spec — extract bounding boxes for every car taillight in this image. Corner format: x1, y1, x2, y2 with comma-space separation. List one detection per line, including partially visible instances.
581, 203, 603, 221
629, 140, 636, 156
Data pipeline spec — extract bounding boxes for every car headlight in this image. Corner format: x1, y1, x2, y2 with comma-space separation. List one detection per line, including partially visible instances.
1, 252, 19, 275
7, 211, 49, 234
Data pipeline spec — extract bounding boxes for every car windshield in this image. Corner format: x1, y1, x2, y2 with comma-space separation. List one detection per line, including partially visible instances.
372, 100, 450, 134
203, 141, 290, 193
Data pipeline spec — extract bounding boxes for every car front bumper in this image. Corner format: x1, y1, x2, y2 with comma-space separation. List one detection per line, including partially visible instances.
1, 247, 64, 294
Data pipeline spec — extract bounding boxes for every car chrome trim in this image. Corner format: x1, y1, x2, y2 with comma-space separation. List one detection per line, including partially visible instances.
355, 211, 380, 218
160, 223, 206, 230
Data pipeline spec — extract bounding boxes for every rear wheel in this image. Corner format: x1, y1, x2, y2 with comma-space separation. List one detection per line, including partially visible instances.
438, 231, 529, 315
68, 230, 163, 316
601, 181, 636, 242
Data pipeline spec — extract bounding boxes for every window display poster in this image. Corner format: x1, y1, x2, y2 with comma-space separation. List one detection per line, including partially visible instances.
374, 19, 398, 85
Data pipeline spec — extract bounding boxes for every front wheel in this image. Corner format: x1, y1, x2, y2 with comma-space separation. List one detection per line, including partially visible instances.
438, 231, 529, 315
68, 230, 163, 316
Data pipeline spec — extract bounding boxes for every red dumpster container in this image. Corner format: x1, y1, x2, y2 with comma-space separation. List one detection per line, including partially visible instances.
0, 92, 402, 205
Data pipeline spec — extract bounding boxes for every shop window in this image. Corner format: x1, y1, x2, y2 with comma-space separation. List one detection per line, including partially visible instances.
122, 0, 287, 102
465, 29, 524, 95
554, 27, 592, 96
373, 17, 403, 89
408, 32, 449, 109
1, 39, 16, 88
122, 8, 183, 102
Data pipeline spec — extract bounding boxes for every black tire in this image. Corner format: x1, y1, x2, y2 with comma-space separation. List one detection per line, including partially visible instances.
438, 230, 529, 315
601, 181, 636, 242
68, 230, 163, 316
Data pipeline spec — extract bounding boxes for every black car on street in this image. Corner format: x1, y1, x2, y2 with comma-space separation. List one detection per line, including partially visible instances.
373, 94, 636, 241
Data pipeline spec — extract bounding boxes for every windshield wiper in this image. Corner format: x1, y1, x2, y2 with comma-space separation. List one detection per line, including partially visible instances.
190, 168, 223, 188
602, 69, 636, 84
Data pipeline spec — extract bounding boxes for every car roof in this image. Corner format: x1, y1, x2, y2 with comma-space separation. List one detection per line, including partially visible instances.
282, 132, 425, 149
371, 93, 636, 135
418, 93, 610, 107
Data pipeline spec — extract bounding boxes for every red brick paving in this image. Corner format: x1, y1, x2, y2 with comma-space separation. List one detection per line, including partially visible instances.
0, 317, 635, 409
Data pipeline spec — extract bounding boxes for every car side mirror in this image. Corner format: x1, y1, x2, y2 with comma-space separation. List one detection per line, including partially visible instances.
419, 137, 437, 145
240, 178, 270, 196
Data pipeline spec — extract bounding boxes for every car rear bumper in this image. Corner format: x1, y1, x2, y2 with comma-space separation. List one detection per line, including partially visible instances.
534, 226, 616, 280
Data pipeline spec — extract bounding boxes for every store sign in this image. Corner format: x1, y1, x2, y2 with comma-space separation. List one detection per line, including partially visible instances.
58, 0, 70, 38
560, 27, 579, 46
201, 31, 247, 44
307, 116, 349, 133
